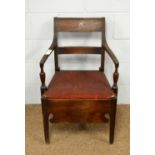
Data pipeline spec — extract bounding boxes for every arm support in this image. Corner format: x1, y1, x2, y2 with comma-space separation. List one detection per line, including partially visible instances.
39, 41, 56, 95
102, 42, 119, 95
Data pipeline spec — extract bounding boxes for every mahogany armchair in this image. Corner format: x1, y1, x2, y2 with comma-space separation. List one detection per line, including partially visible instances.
40, 17, 119, 144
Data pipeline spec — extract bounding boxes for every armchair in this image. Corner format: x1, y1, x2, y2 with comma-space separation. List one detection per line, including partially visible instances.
39, 17, 119, 144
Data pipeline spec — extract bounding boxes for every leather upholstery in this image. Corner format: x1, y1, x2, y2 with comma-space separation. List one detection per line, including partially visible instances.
43, 71, 115, 99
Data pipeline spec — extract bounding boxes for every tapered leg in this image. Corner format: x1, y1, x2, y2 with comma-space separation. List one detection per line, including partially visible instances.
43, 113, 50, 143
41, 98, 50, 144
109, 103, 116, 144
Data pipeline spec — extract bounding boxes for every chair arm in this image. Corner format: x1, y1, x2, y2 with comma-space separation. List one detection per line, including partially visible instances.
102, 42, 119, 68
39, 41, 56, 95
102, 42, 119, 95
40, 41, 56, 68
40, 50, 53, 67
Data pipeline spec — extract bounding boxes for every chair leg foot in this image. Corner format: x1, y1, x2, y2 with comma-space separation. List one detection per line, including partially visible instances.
109, 103, 116, 144
43, 114, 50, 144
79, 123, 86, 129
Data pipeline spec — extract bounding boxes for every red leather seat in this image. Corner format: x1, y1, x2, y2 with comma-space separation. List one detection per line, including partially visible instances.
43, 71, 116, 100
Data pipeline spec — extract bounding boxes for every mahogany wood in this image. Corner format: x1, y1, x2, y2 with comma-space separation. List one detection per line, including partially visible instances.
55, 18, 105, 32
39, 17, 119, 144
57, 47, 102, 54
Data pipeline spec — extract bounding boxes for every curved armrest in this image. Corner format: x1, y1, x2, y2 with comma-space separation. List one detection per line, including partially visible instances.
102, 42, 119, 95
40, 49, 53, 68
39, 41, 56, 95
102, 42, 119, 68
40, 41, 56, 68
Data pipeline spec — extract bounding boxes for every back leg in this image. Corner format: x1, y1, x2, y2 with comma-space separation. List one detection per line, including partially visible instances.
103, 113, 109, 123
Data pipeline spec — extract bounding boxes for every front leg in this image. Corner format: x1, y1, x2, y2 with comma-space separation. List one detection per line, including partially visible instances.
41, 98, 50, 144
109, 102, 117, 144
43, 112, 50, 143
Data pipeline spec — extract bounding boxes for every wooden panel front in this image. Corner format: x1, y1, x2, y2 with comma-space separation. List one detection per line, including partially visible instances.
55, 18, 105, 32
46, 100, 112, 123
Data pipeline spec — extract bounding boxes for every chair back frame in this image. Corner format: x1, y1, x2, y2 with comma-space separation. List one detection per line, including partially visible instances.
53, 18, 106, 72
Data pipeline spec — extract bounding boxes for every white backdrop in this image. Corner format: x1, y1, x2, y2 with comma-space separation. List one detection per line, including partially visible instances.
25, 0, 130, 104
